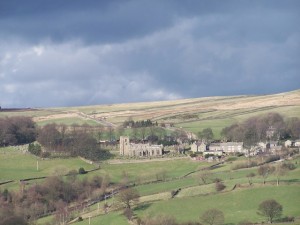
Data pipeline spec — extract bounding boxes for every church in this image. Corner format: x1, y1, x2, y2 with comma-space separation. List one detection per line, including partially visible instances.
119, 136, 163, 157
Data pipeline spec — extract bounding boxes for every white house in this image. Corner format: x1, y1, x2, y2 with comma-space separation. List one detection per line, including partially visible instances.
295, 140, 300, 147
285, 140, 293, 148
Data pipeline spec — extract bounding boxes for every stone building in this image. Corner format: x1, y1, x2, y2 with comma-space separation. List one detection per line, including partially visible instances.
191, 141, 207, 153
119, 136, 163, 157
220, 142, 243, 153
208, 142, 244, 154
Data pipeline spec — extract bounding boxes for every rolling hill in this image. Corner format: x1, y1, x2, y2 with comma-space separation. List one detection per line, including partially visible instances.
1, 89, 300, 137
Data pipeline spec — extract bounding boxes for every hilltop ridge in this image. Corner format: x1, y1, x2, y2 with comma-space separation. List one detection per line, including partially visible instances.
1, 90, 300, 137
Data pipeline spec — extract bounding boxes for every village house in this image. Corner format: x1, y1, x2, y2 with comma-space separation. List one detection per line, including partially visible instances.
220, 142, 243, 153
268, 141, 278, 148
258, 142, 268, 151
191, 141, 207, 153
208, 142, 244, 154
208, 143, 222, 151
267, 141, 283, 152
284, 140, 293, 148
119, 136, 163, 157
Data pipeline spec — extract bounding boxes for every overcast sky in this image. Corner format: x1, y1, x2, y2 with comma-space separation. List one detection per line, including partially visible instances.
0, 0, 299, 108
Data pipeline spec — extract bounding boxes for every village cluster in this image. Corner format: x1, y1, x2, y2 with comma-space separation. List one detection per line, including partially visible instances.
119, 129, 300, 160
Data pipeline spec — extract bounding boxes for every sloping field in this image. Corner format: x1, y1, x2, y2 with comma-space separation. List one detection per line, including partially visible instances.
1, 90, 299, 134
0, 147, 96, 182
135, 185, 300, 224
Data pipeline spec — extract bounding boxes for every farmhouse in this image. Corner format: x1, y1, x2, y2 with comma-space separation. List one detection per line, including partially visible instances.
119, 136, 163, 157
191, 141, 207, 153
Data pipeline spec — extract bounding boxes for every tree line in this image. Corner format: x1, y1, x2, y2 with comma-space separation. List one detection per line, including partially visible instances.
0, 117, 111, 161
37, 123, 111, 160
123, 119, 158, 128
221, 113, 300, 147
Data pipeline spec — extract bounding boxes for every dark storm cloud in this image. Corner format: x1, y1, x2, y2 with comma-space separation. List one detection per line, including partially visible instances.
0, 0, 299, 107
0, 0, 176, 44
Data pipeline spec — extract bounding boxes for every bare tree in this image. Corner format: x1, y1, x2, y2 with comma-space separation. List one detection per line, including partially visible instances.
258, 199, 282, 223
258, 165, 275, 185
201, 209, 224, 225
116, 188, 139, 209
246, 172, 255, 186
275, 164, 288, 186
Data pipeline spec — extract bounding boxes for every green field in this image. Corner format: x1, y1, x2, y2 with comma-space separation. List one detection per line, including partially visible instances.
2, 146, 299, 225
75, 212, 129, 225
95, 159, 210, 184
135, 185, 300, 224
0, 146, 96, 182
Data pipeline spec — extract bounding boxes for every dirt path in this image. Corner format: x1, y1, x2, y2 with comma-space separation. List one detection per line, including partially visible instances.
75, 111, 117, 127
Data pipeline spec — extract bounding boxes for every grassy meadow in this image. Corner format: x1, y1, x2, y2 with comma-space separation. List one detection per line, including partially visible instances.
2, 144, 300, 224
0, 146, 96, 184
135, 185, 300, 224
67, 156, 300, 225
97, 159, 210, 184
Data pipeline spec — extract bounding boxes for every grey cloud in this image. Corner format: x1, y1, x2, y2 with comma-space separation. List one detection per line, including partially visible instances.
0, 0, 299, 107
1, 1, 298, 44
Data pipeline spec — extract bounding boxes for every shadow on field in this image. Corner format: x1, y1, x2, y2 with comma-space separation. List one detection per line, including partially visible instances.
284, 179, 300, 183
134, 203, 152, 211
209, 165, 225, 170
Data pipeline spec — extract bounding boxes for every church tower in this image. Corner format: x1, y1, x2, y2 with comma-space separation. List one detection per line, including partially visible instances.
120, 136, 130, 156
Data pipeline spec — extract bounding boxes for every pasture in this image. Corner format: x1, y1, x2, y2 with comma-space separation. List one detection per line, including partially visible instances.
96, 158, 210, 184
135, 185, 300, 224
0, 146, 96, 183
67, 156, 300, 225
3, 147, 298, 225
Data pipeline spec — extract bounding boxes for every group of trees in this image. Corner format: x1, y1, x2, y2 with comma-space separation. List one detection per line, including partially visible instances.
0, 117, 111, 161
0, 174, 109, 224
123, 119, 157, 128
37, 123, 111, 160
221, 113, 300, 148
198, 128, 214, 142
0, 117, 36, 147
